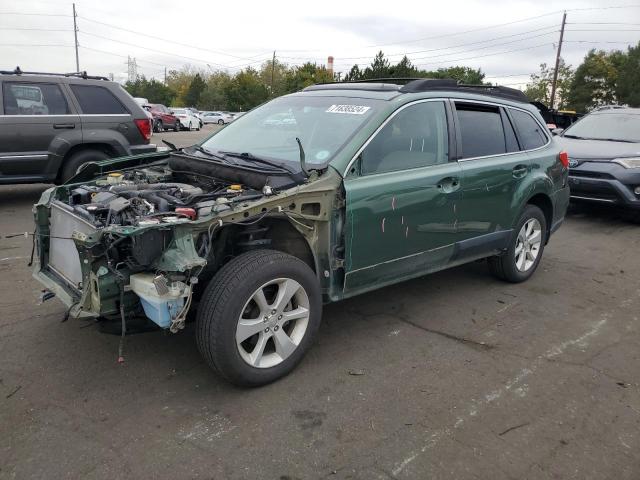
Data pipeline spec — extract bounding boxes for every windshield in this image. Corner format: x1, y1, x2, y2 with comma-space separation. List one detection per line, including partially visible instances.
200, 95, 382, 165
564, 112, 640, 142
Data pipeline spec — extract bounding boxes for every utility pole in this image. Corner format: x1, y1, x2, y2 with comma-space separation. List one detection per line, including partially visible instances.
72, 3, 80, 71
271, 51, 276, 96
550, 11, 567, 109
164, 67, 167, 85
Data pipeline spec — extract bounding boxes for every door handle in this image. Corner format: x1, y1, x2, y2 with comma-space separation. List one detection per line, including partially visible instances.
53, 123, 75, 129
512, 165, 528, 178
436, 177, 460, 193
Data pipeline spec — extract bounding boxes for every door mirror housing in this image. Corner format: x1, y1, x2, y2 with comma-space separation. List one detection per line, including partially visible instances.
551, 128, 564, 136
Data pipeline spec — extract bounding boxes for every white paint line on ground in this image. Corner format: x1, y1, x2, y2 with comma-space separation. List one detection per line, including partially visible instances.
0, 256, 26, 262
392, 315, 610, 477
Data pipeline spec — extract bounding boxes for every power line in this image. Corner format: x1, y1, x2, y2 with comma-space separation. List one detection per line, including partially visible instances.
78, 15, 271, 63
0, 44, 73, 47
413, 43, 554, 67
0, 27, 73, 32
280, 24, 559, 61
0, 12, 71, 16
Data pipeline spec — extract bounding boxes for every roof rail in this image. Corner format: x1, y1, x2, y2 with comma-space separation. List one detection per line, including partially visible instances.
0, 66, 109, 81
307, 77, 529, 103
400, 79, 529, 102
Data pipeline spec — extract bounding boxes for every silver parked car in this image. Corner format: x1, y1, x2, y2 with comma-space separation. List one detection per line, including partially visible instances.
202, 111, 233, 124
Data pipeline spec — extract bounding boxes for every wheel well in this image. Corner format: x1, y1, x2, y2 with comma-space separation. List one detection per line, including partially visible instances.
527, 193, 553, 241
58, 143, 117, 181
210, 218, 316, 276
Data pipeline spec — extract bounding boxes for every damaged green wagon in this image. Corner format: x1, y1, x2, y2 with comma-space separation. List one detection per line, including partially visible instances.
33, 79, 570, 386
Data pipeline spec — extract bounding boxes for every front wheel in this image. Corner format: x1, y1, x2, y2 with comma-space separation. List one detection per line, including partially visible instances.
217, 119, 224, 125
196, 250, 322, 387
153, 120, 163, 133
488, 205, 547, 283
173, 121, 181, 132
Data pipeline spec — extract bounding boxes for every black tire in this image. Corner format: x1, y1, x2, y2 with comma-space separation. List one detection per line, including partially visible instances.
488, 205, 547, 283
59, 149, 109, 183
153, 120, 163, 133
188, 122, 193, 131
173, 121, 181, 132
196, 249, 322, 387
217, 119, 224, 125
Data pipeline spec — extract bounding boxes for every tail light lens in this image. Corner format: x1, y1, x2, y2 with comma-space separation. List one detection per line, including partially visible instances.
559, 151, 569, 168
135, 118, 152, 142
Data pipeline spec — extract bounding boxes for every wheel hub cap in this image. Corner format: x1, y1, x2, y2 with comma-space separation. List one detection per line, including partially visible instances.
515, 218, 542, 272
236, 278, 310, 369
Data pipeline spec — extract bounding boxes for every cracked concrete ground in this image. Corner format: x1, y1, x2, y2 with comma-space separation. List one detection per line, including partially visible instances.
1, 128, 639, 479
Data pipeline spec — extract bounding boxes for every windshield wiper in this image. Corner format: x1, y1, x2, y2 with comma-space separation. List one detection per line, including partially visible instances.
563, 134, 586, 139
295, 137, 310, 177
218, 150, 295, 173
188, 145, 234, 163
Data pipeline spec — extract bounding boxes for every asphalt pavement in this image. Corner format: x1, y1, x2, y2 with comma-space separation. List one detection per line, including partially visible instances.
1, 126, 639, 479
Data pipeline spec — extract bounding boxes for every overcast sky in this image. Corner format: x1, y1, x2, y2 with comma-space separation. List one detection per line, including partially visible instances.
1, 0, 639, 88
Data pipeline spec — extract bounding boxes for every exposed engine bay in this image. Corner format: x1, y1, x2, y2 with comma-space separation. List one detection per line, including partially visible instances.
66, 163, 268, 228
35, 150, 336, 337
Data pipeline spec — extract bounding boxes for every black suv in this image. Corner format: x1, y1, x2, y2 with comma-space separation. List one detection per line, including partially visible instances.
0, 69, 156, 184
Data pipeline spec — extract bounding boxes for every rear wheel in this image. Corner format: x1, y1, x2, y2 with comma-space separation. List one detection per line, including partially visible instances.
60, 149, 109, 183
173, 121, 181, 132
218, 119, 224, 125
196, 250, 322, 387
488, 205, 547, 283
188, 121, 193, 131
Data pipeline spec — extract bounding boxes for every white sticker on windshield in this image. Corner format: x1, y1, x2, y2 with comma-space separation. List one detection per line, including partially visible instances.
326, 104, 371, 115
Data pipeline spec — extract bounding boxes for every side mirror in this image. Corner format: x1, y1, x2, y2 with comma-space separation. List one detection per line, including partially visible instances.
552, 128, 564, 136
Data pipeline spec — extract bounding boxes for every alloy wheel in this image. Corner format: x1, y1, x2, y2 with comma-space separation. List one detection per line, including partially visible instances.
515, 218, 542, 272
236, 278, 310, 368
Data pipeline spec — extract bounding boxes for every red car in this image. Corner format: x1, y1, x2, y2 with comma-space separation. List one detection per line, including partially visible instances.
145, 104, 180, 132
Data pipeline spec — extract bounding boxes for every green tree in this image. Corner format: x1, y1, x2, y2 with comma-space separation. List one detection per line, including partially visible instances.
343, 64, 363, 82
224, 68, 269, 111
198, 71, 232, 110
431, 66, 485, 85
166, 65, 205, 106
184, 73, 206, 107
524, 60, 574, 109
567, 49, 623, 111
362, 51, 390, 79
617, 42, 640, 107
124, 76, 175, 105
259, 58, 290, 97
284, 62, 333, 92
389, 56, 419, 78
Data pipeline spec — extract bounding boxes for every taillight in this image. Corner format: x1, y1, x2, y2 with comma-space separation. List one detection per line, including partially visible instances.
135, 118, 152, 142
559, 151, 569, 168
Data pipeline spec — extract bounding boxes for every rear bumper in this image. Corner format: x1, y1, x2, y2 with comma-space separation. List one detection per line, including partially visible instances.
129, 144, 157, 155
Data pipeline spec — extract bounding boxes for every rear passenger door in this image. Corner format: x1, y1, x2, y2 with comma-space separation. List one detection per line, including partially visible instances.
0, 80, 80, 181
67, 83, 135, 152
454, 101, 530, 258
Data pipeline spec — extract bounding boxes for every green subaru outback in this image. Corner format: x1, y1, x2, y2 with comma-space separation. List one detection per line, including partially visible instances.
33, 79, 570, 386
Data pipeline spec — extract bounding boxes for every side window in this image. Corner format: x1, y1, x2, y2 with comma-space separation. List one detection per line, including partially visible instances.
456, 103, 506, 158
69, 85, 128, 114
510, 109, 547, 150
503, 110, 520, 153
361, 101, 449, 175
3, 82, 69, 115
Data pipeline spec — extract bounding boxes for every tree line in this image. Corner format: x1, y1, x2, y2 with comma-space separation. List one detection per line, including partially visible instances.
124, 44, 639, 113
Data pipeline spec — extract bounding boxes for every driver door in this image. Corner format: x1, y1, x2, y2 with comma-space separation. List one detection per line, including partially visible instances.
343, 100, 462, 294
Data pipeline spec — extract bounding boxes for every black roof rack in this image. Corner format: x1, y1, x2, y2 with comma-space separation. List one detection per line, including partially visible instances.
307, 77, 529, 103
0, 66, 109, 81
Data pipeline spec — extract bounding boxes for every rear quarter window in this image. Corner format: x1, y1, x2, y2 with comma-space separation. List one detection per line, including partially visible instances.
510, 109, 548, 150
70, 85, 128, 114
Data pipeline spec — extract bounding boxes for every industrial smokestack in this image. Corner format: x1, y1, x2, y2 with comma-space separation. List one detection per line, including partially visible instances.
327, 56, 334, 76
